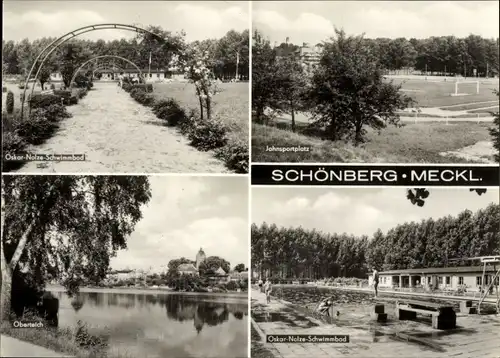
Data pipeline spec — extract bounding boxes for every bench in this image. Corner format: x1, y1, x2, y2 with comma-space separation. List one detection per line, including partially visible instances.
372, 304, 388, 322
396, 300, 456, 330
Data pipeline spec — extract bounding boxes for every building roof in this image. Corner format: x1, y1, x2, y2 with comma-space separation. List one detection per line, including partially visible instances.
178, 263, 197, 272
376, 266, 498, 276
215, 267, 227, 276
230, 271, 248, 279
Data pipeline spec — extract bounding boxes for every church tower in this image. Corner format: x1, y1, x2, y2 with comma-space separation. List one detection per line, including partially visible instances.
196, 248, 206, 269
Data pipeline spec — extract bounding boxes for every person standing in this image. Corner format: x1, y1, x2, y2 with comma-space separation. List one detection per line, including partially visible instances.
373, 269, 380, 298
264, 279, 272, 303
258, 278, 263, 293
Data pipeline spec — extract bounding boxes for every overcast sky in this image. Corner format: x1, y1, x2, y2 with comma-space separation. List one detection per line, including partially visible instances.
110, 176, 248, 272
252, 188, 499, 237
253, 1, 499, 45
3, 1, 249, 42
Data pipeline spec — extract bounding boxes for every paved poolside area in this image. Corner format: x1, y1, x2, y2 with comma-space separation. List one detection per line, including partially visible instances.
251, 288, 500, 358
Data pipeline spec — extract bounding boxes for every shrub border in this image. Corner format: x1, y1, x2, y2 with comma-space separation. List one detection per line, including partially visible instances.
2, 86, 91, 172
122, 82, 249, 173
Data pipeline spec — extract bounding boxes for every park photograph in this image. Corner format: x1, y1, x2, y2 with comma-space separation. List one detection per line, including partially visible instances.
0, 175, 249, 358
2, 1, 250, 174
252, 1, 500, 164
251, 186, 500, 358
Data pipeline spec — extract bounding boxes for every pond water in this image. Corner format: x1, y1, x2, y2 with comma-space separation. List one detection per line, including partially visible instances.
51, 289, 248, 358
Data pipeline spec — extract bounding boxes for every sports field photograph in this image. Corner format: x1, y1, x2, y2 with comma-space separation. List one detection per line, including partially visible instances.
252, 1, 499, 164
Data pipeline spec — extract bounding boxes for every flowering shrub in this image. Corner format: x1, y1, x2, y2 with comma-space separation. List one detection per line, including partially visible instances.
183, 46, 221, 120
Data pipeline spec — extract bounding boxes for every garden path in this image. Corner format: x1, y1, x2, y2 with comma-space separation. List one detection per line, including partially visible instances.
0, 334, 74, 357
13, 82, 229, 173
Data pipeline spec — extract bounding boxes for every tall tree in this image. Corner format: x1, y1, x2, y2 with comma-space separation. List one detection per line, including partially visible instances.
57, 42, 92, 87
307, 29, 413, 144
1, 175, 151, 321
275, 55, 308, 132
252, 30, 280, 123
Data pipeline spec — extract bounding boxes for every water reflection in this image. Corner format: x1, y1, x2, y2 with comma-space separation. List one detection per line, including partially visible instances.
67, 292, 247, 334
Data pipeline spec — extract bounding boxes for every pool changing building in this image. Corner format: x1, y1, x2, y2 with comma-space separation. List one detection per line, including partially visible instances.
368, 266, 499, 293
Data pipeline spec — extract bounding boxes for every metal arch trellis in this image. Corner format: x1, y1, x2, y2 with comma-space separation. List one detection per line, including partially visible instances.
21, 23, 168, 117
69, 55, 143, 87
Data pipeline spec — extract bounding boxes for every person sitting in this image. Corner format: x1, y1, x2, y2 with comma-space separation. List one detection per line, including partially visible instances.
316, 296, 334, 316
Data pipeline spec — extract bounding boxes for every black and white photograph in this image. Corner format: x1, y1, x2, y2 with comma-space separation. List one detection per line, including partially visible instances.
252, 1, 499, 164
251, 187, 500, 358
2, 1, 250, 174
1, 175, 249, 358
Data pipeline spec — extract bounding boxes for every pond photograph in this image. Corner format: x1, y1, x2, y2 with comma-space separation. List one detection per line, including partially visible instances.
1, 175, 249, 358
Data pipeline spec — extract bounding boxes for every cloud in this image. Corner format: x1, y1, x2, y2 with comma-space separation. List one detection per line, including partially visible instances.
217, 195, 231, 206
253, 188, 498, 238
110, 176, 248, 272
173, 4, 248, 41
253, 1, 499, 45
253, 10, 334, 38
2, 10, 129, 41
113, 216, 247, 271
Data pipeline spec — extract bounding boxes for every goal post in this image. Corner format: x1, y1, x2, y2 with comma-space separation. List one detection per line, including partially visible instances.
453, 80, 479, 96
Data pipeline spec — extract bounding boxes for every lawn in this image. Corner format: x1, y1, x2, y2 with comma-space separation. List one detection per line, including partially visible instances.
391, 78, 499, 108
152, 82, 249, 142
2, 81, 66, 110
252, 120, 494, 163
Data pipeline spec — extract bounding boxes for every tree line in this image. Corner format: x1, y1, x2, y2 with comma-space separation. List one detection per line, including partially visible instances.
2, 27, 249, 87
275, 34, 499, 77
251, 203, 500, 280
167, 256, 247, 275
253, 29, 500, 147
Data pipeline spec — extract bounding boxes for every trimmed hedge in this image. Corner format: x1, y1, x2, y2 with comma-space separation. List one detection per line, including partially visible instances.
187, 116, 228, 151
132, 83, 153, 93
6, 91, 14, 114
29, 94, 62, 109
152, 99, 186, 126
215, 139, 249, 174
2, 103, 72, 172
2, 131, 27, 172
124, 85, 248, 173
130, 88, 155, 107
16, 109, 60, 145
52, 90, 79, 105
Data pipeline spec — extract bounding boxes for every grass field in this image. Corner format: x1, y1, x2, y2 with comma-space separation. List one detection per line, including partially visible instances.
392, 78, 499, 108
2, 81, 66, 110
152, 82, 249, 142
252, 121, 494, 163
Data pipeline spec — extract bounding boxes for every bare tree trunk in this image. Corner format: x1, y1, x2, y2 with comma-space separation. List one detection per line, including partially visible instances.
195, 86, 204, 120
205, 96, 211, 120
1, 265, 12, 321
1, 217, 36, 322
